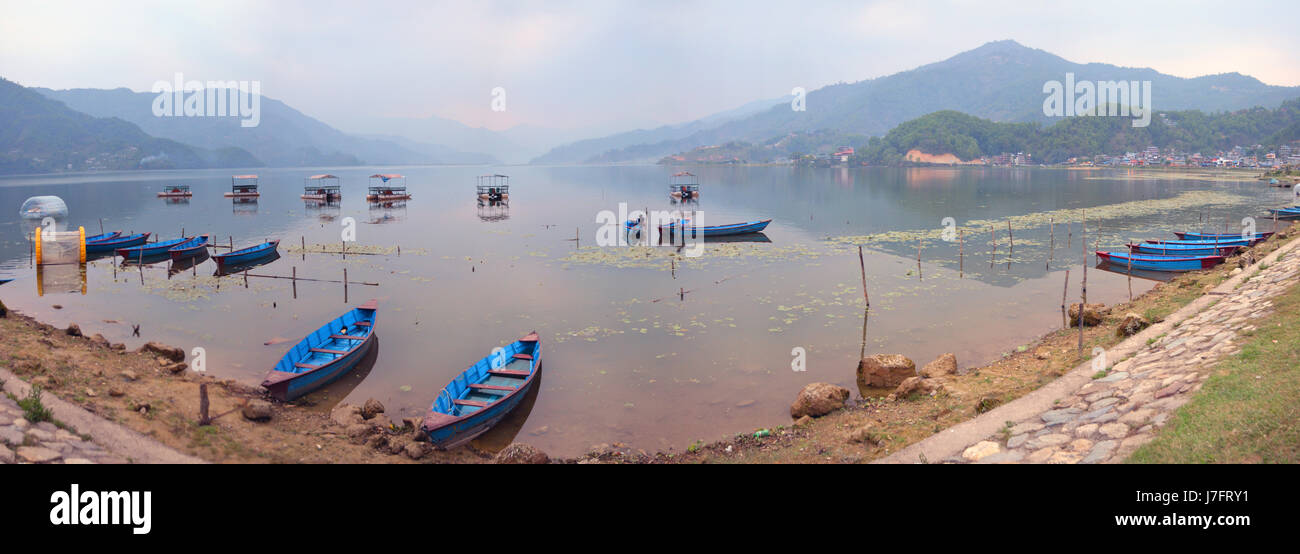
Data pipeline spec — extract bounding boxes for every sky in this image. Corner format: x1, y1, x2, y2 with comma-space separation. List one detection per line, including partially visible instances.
2, 0, 1298, 136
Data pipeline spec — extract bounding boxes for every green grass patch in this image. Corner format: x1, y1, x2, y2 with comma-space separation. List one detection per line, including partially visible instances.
17, 385, 54, 423
1128, 277, 1300, 463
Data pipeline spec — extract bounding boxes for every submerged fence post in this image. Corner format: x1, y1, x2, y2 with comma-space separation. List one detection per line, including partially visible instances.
959, 229, 964, 278
1079, 210, 1087, 355
1061, 269, 1070, 329
857, 245, 870, 308
343, 268, 349, 304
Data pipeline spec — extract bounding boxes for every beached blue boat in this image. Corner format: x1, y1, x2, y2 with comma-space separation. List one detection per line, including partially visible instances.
116, 236, 192, 260
1146, 237, 1256, 247
1173, 231, 1273, 241
1127, 242, 1240, 257
167, 235, 210, 261
85, 232, 150, 253
212, 240, 280, 270
659, 218, 772, 237
261, 300, 379, 401
1267, 207, 1300, 220
422, 332, 542, 449
85, 231, 122, 244
1097, 251, 1225, 272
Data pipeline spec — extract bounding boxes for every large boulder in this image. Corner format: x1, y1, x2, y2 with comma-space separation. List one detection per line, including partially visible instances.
361, 398, 385, 419
856, 354, 916, 389
789, 382, 851, 419
139, 342, 185, 362
241, 400, 272, 421
492, 443, 550, 464
919, 353, 958, 378
1068, 303, 1109, 327
1115, 312, 1151, 337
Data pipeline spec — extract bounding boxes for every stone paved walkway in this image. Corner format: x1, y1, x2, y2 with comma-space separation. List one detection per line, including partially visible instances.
958, 249, 1299, 464
878, 235, 1300, 465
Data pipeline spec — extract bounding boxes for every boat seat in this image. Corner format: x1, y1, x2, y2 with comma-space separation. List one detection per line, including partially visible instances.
353, 321, 372, 327
330, 334, 367, 341
469, 383, 517, 392
294, 362, 321, 370
310, 348, 348, 355
512, 353, 533, 360
488, 369, 529, 378
453, 399, 491, 408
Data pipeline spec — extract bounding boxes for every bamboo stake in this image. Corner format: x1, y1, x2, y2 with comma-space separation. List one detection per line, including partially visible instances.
292, 266, 297, 299
1048, 217, 1055, 270
1007, 220, 1014, 254
916, 238, 922, 280
959, 229, 964, 278
343, 268, 348, 304
1079, 210, 1087, 355
1061, 269, 1070, 329
1127, 238, 1133, 302
857, 245, 870, 308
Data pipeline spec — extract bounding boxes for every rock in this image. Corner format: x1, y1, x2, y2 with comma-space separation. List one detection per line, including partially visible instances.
110, 343, 126, 351
1068, 303, 1109, 327
368, 414, 393, 432
365, 434, 389, 450
1116, 312, 1151, 337
0, 427, 22, 446
856, 354, 916, 389
139, 342, 185, 363
919, 353, 958, 378
1099, 422, 1130, 439
66, 323, 82, 337
401, 416, 424, 433
330, 404, 364, 427
789, 382, 850, 419
84, 388, 96, 398
1034, 347, 1052, 360
345, 423, 373, 440
1230, 267, 1243, 276
962, 441, 1001, 462
404, 441, 431, 460
108, 387, 125, 398
492, 443, 550, 464
848, 426, 881, 445
120, 371, 138, 382
792, 415, 813, 428
163, 362, 188, 374
361, 398, 385, 419
0, 444, 13, 464
974, 396, 1001, 414
241, 400, 272, 421
889, 376, 944, 401
89, 334, 111, 348
17, 446, 62, 463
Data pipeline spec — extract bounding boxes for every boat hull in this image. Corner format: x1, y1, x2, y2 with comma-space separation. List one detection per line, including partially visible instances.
168, 235, 210, 261
659, 218, 772, 237
85, 231, 122, 244
265, 334, 376, 401
422, 333, 542, 450
1173, 231, 1273, 241
1127, 243, 1239, 257
85, 233, 150, 253
117, 237, 192, 260
423, 361, 541, 449
213, 240, 280, 268
1097, 251, 1224, 272
262, 300, 378, 401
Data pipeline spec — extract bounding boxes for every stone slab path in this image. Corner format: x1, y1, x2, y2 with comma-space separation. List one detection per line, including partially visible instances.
879, 236, 1300, 464
0, 367, 204, 464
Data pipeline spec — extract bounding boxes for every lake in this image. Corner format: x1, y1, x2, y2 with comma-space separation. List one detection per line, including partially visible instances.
0, 165, 1286, 455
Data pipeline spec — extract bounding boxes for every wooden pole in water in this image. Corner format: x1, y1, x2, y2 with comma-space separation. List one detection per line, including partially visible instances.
292, 266, 297, 299
99, 218, 104, 235
916, 238, 922, 280
342, 241, 346, 260
244, 269, 249, 288
1049, 217, 1055, 270
343, 268, 348, 304
1007, 221, 1014, 254
959, 229, 964, 278
1079, 210, 1087, 355
857, 245, 870, 308
1067, 221, 1072, 249
1127, 238, 1133, 302
1061, 269, 1070, 329
990, 225, 996, 267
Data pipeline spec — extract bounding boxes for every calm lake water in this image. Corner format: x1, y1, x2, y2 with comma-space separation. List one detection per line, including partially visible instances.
0, 165, 1287, 455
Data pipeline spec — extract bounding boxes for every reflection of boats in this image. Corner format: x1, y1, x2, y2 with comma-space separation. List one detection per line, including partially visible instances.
367, 174, 411, 201
224, 175, 260, 197
86, 232, 150, 254
168, 235, 211, 261
1096, 251, 1225, 272
368, 201, 406, 224
168, 250, 209, 275
262, 299, 379, 402
212, 240, 280, 271
658, 218, 772, 237
469, 367, 544, 453
477, 201, 510, 222
157, 185, 192, 198
1127, 242, 1239, 257
476, 174, 509, 203
232, 199, 258, 215
1174, 231, 1273, 241
669, 171, 700, 201
302, 174, 342, 201
1095, 262, 1176, 283
422, 332, 542, 450
116, 236, 193, 261
701, 232, 771, 244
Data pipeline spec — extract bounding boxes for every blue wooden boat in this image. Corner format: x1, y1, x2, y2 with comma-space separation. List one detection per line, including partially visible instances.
1097, 251, 1225, 272
659, 218, 772, 237
1146, 237, 1256, 247
212, 240, 280, 270
1127, 242, 1240, 257
167, 235, 210, 261
85, 232, 150, 253
261, 300, 379, 401
422, 332, 542, 449
116, 236, 192, 260
1174, 231, 1273, 241
1267, 207, 1300, 220
85, 231, 122, 244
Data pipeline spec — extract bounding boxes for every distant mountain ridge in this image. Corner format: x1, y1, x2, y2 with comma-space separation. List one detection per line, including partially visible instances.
36, 87, 498, 167
0, 77, 258, 174
544, 40, 1300, 164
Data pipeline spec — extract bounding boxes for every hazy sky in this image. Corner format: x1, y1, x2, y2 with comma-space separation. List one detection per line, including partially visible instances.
2, 0, 1298, 134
